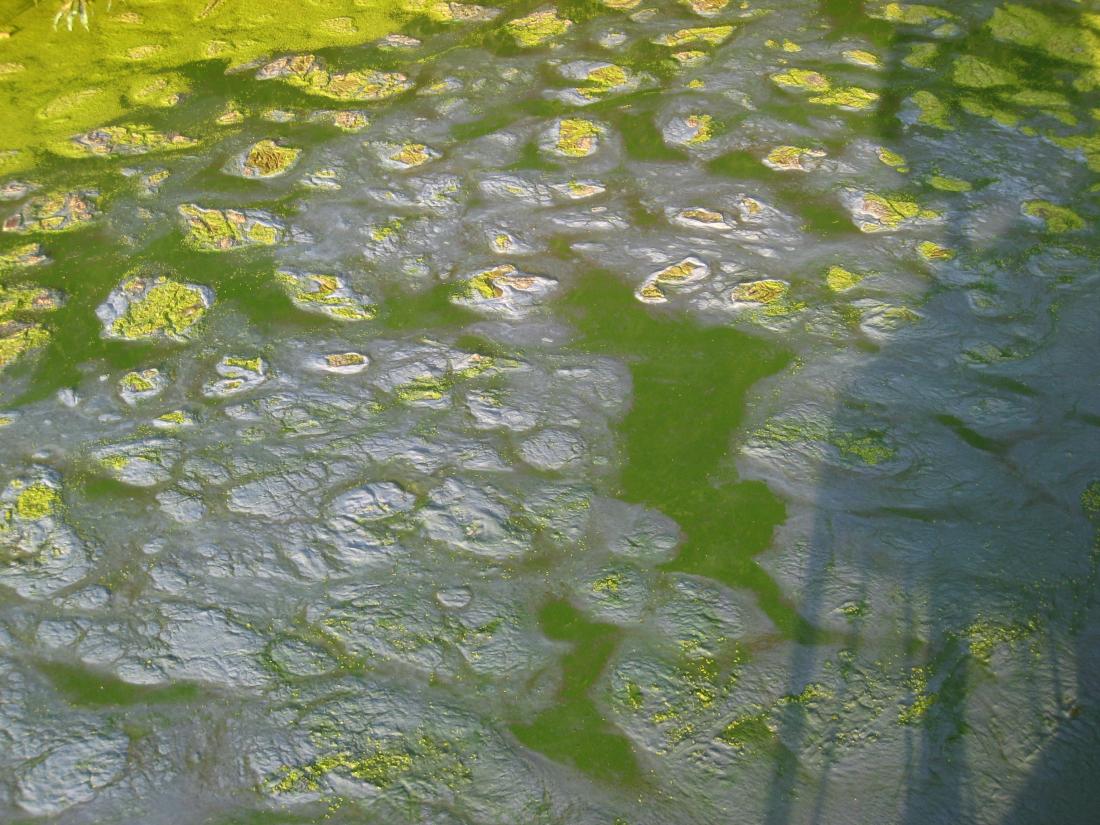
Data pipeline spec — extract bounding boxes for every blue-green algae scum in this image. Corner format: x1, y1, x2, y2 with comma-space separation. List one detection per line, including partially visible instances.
1, 0, 1099, 822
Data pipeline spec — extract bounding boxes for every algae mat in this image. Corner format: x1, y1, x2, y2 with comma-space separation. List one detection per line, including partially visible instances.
1, 1, 1099, 823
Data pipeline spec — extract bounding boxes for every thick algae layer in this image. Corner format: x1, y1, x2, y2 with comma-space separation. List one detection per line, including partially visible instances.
0, 0, 409, 172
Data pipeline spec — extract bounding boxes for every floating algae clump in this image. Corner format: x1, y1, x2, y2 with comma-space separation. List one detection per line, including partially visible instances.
256, 54, 411, 101
98, 276, 212, 341
952, 55, 1018, 89
385, 143, 438, 168
276, 270, 376, 320
67, 124, 196, 157
764, 145, 825, 171
911, 90, 952, 129
178, 204, 285, 251
918, 240, 955, 261
771, 68, 831, 92
826, 266, 863, 292
731, 279, 789, 305
635, 257, 709, 303
15, 482, 59, 520
504, 10, 572, 47
1022, 200, 1084, 233
988, 4, 1100, 88
811, 87, 879, 111
654, 25, 735, 47
239, 140, 300, 178
553, 118, 602, 157
849, 191, 939, 232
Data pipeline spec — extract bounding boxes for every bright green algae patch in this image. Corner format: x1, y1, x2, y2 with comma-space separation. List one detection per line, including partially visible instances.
510, 599, 640, 784
0, 0, 411, 172
563, 273, 803, 635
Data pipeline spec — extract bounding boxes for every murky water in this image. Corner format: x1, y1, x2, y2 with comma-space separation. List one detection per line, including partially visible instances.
1, 1, 1098, 822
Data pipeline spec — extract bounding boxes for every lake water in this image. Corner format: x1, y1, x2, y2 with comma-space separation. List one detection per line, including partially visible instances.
1, 1, 1098, 823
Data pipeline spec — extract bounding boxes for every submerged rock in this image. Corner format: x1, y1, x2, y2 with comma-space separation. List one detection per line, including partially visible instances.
545, 118, 603, 157
845, 190, 940, 233
505, 10, 572, 47
635, 256, 709, 303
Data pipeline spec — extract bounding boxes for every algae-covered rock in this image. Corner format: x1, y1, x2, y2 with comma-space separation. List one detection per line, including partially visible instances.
665, 114, 715, 146
928, 174, 971, 192
93, 438, 179, 487
203, 355, 269, 398
68, 124, 196, 157
731, 279, 790, 305
910, 90, 952, 129
843, 49, 881, 68
876, 146, 909, 173
952, 56, 1018, 89
846, 191, 939, 232
825, 266, 863, 292
0, 283, 61, 317
276, 270, 376, 320
635, 257, 709, 304
764, 145, 826, 171
670, 207, 730, 230
378, 142, 440, 169
917, 240, 954, 261
555, 61, 636, 103
2, 190, 98, 233
256, 54, 411, 101
547, 118, 602, 158
231, 139, 301, 178
654, 25, 735, 47
1022, 200, 1084, 233
97, 276, 213, 341
178, 203, 287, 251
313, 351, 369, 374
810, 87, 879, 111
504, 9, 572, 47
453, 264, 558, 316
771, 68, 831, 93
118, 368, 167, 405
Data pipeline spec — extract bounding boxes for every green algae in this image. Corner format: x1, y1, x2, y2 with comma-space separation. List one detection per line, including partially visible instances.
510, 599, 640, 784
39, 660, 201, 706
911, 90, 952, 129
753, 418, 896, 466
825, 266, 863, 292
771, 68, 831, 93
1022, 200, 1084, 234
952, 55, 1018, 89
14, 481, 60, 520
